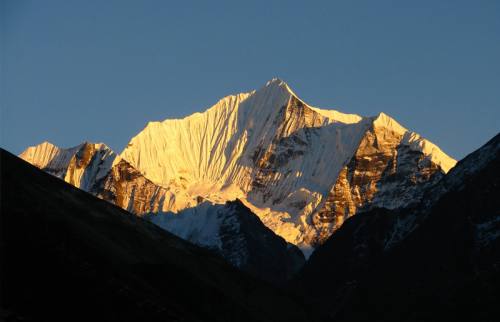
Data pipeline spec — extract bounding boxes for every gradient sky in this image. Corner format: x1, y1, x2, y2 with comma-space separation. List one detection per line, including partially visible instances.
1, 0, 499, 160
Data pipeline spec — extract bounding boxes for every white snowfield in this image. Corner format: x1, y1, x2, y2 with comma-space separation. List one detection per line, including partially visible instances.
119, 78, 456, 254
20, 78, 457, 256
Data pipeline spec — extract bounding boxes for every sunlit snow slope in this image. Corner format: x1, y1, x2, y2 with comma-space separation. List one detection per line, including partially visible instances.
20, 79, 456, 255
118, 78, 456, 254
20, 141, 117, 190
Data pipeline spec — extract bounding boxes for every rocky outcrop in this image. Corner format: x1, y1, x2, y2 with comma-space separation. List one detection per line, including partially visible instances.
308, 119, 445, 246
95, 159, 198, 214
64, 142, 117, 191
250, 96, 329, 204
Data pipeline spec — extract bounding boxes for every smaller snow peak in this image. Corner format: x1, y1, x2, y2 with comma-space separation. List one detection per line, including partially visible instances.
400, 132, 456, 173
21, 141, 61, 155
19, 141, 61, 166
373, 112, 407, 134
371, 113, 456, 172
38, 141, 58, 149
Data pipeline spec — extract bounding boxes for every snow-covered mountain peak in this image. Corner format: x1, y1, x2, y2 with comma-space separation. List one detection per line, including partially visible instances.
264, 78, 365, 125
20, 141, 83, 173
20, 141, 117, 188
262, 77, 302, 102
370, 112, 456, 172
373, 112, 407, 134
116, 79, 458, 253
21, 79, 459, 256
151, 77, 294, 127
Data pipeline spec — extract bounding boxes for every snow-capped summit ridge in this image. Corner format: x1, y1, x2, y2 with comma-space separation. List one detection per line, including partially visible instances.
265, 78, 364, 125
373, 112, 407, 134
370, 112, 456, 172
134, 78, 364, 132
20, 78, 458, 256
118, 78, 457, 253
20, 141, 83, 172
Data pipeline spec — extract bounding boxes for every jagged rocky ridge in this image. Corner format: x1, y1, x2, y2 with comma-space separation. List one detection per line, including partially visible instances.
293, 133, 500, 321
20, 78, 456, 256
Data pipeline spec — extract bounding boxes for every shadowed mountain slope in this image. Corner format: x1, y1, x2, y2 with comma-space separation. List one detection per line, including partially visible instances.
147, 200, 305, 284
0, 149, 309, 322
294, 133, 500, 322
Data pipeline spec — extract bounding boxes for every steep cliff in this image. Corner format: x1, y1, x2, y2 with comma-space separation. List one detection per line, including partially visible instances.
94, 159, 198, 214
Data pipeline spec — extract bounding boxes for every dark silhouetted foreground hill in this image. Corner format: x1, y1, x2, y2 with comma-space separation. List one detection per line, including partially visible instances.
0, 149, 309, 322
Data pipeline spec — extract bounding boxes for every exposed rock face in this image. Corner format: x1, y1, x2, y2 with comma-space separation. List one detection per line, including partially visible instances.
19, 142, 197, 215
95, 159, 198, 215
19, 141, 116, 189
18, 143, 304, 282
117, 79, 455, 253
19, 79, 456, 255
64, 142, 117, 191
294, 133, 500, 322
308, 121, 445, 246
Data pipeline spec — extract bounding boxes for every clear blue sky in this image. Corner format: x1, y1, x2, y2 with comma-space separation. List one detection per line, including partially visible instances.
1, 0, 499, 159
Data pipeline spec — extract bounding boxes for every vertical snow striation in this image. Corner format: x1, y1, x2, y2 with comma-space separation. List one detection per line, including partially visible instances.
19, 141, 83, 178
118, 79, 456, 253
20, 79, 457, 255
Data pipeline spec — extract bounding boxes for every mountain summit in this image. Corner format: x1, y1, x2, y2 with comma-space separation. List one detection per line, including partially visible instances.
20, 79, 456, 256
